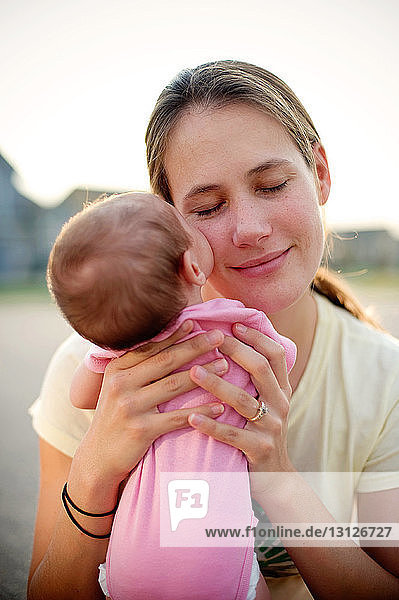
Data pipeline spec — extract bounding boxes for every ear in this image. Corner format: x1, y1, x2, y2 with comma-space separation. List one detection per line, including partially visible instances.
312, 142, 331, 206
180, 250, 207, 286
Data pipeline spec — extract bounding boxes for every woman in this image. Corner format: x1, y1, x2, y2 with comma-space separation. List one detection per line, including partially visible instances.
28, 60, 399, 599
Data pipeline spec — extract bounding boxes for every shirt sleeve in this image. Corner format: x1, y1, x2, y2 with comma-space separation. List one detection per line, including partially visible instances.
28, 333, 94, 458
357, 366, 399, 493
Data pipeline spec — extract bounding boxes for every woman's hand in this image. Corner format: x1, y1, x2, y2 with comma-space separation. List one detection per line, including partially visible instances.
187, 323, 295, 501
68, 320, 227, 507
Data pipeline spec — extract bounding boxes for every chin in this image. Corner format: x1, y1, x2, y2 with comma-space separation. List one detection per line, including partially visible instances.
251, 288, 307, 316
210, 277, 308, 316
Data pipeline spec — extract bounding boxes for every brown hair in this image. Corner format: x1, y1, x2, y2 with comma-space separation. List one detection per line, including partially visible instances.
47, 192, 192, 350
145, 59, 382, 329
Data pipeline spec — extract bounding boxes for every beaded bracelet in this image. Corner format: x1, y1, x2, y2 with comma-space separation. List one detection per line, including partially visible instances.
61, 482, 118, 539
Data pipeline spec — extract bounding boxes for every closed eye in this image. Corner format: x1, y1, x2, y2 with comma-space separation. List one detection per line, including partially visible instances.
194, 180, 288, 216
195, 203, 224, 217
256, 181, 288, 194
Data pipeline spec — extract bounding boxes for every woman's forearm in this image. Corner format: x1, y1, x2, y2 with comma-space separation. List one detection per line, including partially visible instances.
283, 545, 399, 600
28, 457, 120, 600
28, 508, 110, 600
255, 471, 399, 599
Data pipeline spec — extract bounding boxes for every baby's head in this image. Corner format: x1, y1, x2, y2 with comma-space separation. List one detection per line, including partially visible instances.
47, 192, 213, 350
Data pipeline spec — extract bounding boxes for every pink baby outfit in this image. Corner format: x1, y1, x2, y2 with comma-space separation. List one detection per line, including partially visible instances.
85, 299, 296, 600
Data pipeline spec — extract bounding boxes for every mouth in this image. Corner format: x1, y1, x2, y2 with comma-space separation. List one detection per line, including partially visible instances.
229, 247, 292, 277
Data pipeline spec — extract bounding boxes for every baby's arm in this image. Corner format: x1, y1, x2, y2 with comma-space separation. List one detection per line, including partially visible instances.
70, 361, 103, 409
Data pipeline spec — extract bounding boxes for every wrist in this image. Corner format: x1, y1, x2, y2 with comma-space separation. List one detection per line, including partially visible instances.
61, 483, 117, 539
67, 473, 120, 515
250, 464, 298, 506
68, 449, 121, 514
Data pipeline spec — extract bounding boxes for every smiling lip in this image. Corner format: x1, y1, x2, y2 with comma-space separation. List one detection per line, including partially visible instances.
232, 248, 291, 269
229, 247, 292, 277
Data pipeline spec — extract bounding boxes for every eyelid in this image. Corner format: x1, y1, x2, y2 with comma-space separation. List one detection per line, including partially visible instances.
193, 179, 289, 217
256, 180, 289, 193
194, 202, 225, 217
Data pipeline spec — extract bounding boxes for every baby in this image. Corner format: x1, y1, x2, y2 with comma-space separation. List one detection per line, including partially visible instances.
47, 192, 296, 600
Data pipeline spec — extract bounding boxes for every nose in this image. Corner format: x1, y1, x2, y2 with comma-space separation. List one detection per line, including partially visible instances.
231, 200, 272, 248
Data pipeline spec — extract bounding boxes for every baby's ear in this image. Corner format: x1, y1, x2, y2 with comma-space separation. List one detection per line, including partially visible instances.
181, 250, 206, 286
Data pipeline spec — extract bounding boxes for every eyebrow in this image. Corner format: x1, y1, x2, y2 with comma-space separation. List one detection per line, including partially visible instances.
182, 160, 295, 205
247, 159, 295, 177
183, 184, 221, 204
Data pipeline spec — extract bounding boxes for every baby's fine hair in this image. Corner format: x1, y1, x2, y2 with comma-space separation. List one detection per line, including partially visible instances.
47, 192, 192, 350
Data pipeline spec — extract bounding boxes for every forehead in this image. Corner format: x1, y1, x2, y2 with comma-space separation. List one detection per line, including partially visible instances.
164, 103, 301, 192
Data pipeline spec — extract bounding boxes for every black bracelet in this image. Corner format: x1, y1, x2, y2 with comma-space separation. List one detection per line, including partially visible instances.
62, 482, 118, 516
61, 486, 112, 539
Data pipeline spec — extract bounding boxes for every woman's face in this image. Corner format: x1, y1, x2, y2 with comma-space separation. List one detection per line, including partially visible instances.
164, 103, 328, 315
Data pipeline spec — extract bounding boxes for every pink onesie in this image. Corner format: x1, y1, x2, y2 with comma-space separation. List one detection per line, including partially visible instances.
85, 299, 296, 600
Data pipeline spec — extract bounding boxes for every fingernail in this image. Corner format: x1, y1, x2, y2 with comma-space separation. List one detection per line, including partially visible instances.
210, 403, 225, 415
192, 365, 207, 381
234, 323, 247, 334
207, 330, 223, 345
214, 358, 228, 374
189, 414, 205, 426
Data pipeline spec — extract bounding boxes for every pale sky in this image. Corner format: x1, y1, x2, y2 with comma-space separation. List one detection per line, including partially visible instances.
1, 0, 398, 231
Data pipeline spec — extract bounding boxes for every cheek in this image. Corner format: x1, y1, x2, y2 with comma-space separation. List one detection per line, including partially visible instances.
293, 204, 325, 274
283, 189, 324, 248
300, 203, 324, 245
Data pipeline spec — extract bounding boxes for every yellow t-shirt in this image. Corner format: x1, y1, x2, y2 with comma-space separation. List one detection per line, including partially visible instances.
29, 293, 399, 599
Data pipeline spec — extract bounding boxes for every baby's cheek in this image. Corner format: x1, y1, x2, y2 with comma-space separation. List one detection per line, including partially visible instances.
196, 222, 228, 261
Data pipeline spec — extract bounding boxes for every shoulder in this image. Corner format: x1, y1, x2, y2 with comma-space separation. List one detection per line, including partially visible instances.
33, 332, 91, 396
29, 333, 93, 458
315, 293, 399, 398
47, 331, 91, 369
316, 292, 399, 361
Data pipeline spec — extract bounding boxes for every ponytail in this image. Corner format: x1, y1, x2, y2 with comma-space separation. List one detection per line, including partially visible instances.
311, 266, 384, 331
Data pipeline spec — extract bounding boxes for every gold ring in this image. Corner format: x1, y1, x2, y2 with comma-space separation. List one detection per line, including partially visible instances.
248, 400, 269, 422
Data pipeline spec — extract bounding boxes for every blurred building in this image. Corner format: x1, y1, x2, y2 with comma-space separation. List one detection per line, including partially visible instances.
0, 153, 43, 282
0, 151, 120, 284
327, 228, 399, 272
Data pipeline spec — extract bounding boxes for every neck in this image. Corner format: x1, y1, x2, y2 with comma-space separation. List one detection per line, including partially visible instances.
268, 289, 318, 392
